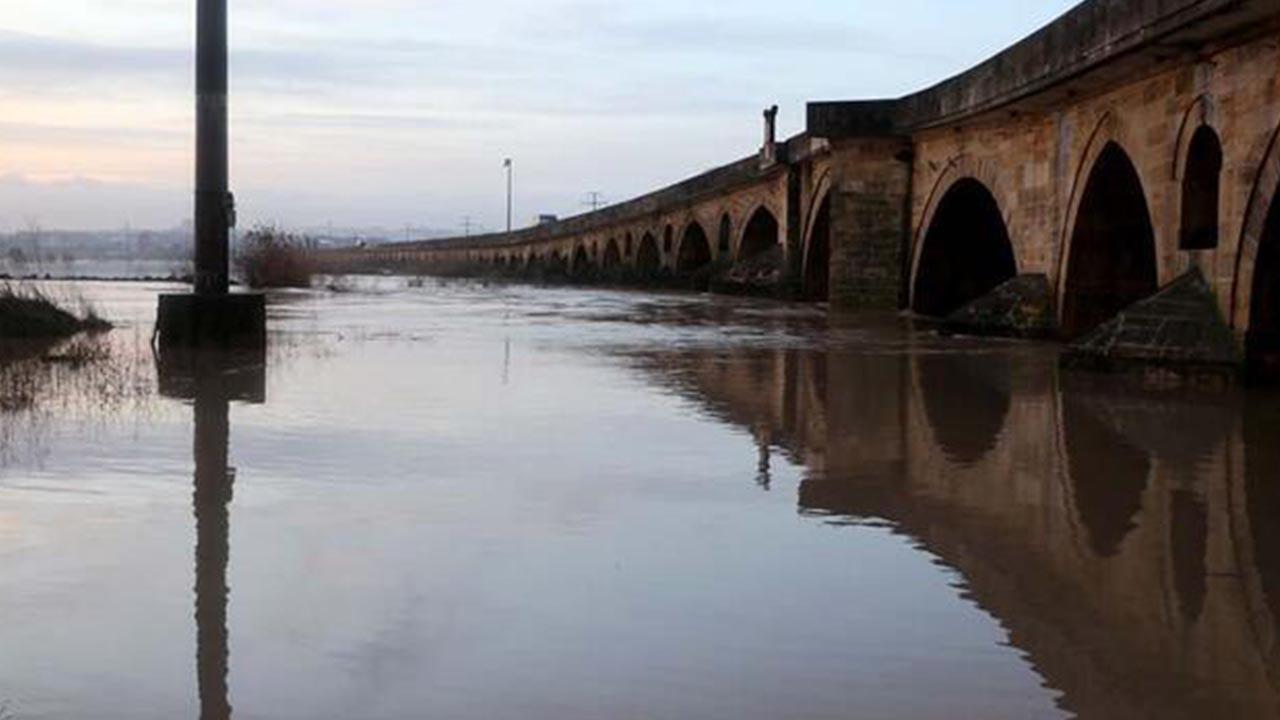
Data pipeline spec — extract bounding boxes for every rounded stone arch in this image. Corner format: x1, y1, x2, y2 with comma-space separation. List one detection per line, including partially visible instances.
676, 219, 713, 275
909, 158, 1018, 316
1056, 112, 1162, 334
738, 203, 782, 262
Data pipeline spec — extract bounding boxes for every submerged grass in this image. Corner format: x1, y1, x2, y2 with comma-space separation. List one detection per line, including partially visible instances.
0, 282, 112, 340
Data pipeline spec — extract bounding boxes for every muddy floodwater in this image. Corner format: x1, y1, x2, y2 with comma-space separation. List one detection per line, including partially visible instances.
2, 278, 1280, 719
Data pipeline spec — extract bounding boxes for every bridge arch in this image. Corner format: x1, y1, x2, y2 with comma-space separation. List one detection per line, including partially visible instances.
911, 174, 1016, 316
603, 238, 622, 269
548, 249, 568, 276
1175, 98, 1224, 252
1247, 179, 1280, 379
676, 221, 712, 276
739, 205, 781, 262
572, 244, 591, 278
718, 213, 732, 256
636, 232, 661, 274
1232, 122, 1280, 380
1060, 136, 1159, 338
802, 191, 832, 301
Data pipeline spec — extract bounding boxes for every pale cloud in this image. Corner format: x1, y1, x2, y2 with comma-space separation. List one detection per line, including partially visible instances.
0, 0, 1080, 231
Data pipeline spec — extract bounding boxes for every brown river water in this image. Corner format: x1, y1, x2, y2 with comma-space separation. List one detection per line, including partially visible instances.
1, 278, 1279, 719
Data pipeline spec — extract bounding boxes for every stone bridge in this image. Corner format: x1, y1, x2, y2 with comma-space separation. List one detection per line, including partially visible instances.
317, 0, 1280, 375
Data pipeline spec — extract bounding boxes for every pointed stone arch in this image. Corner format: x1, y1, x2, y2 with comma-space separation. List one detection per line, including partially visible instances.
1057, 112, 1161, 337
717, 213, 733, 256
636, 232, 661, 273
1232, 122, 1280, 379
676, 221, 712, 275
910, 169, 1017, 317
603, 237, 622, 269
739, 205, 781, 262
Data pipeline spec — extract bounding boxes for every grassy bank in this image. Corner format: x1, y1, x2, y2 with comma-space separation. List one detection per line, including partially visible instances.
0, 284, 111, 339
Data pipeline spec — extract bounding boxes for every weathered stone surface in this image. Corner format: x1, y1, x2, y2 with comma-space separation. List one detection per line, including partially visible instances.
1062, 269, 1241, 374
944, 274, 1055, 339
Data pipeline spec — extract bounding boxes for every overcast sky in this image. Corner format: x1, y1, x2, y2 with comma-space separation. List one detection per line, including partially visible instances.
0, 0, 1079, 233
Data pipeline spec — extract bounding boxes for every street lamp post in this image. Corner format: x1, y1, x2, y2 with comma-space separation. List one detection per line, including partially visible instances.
503, 158, 513, 233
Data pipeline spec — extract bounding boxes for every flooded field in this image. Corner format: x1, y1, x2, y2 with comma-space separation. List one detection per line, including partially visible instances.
1, 278, 1279, 719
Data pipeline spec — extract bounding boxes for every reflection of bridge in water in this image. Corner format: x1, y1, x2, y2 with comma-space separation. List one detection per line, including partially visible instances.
627, 337, 1280, 718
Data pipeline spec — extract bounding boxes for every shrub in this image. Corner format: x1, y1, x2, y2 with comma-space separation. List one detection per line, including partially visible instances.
236, 225, 315, 289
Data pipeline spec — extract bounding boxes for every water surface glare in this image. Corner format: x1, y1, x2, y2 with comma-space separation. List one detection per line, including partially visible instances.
1, 278, 1279, 719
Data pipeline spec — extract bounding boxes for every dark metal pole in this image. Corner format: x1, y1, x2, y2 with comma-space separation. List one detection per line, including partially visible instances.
196, 0, 232, 295
504, 158, 513, 233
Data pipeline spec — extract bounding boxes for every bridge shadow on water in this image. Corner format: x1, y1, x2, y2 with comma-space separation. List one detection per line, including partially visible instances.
626, 333, 1280, 719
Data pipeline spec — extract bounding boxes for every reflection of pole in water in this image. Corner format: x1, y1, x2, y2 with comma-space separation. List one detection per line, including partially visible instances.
755, 429, 772, 491
194, 380, 232, 720
503, 337, 511, 386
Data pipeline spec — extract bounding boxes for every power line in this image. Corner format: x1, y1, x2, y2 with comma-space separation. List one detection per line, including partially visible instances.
583, 191, 607, 212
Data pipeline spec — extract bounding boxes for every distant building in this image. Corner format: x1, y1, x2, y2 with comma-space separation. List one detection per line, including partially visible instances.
537, 214, 558, 226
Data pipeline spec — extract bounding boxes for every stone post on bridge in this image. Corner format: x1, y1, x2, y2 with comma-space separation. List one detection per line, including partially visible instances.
156, 0, 266, 352
761, 105, 780, 166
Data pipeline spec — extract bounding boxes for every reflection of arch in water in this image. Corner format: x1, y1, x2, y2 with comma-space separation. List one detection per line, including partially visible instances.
1059, 392, 1152, 558
913, 352, 1014, 466
1170, 490, 1208, 622
1237, 400, 1280, 674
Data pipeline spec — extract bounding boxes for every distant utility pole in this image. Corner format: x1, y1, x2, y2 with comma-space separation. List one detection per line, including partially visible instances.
503, 158, 514, 233
583, 191, 607, 212
461, 216, 477, 237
